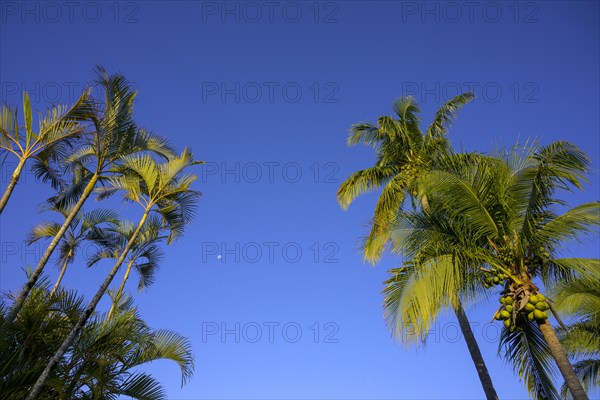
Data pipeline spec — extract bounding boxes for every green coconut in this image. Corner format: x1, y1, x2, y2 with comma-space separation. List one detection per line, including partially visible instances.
528, 295, 539, 304
524, 303, 536, 312
505, 305, 513, 313
533, 309, 547, 320
535, 301, 550, 311
527, 312, 534, 321
503, 319, 511, 328
505, 297, 514, 305
500, 310, 510, 319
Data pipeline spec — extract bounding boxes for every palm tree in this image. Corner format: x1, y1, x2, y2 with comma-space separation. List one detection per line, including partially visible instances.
27, 205, 120, 298
551, 276, 600, 397
87, 216, 165, 320
0, 278, 194, 399
3, 67, 175, 327
385, 142, 598, 400
27, 149, 202, 399
338, 93, 499, 399
0, 89, 93, 213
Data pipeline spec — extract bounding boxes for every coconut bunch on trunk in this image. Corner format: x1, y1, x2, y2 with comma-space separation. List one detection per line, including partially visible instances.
493, 280, 554, 331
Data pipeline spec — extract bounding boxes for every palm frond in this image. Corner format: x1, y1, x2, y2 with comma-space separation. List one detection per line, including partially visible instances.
425, 92, 474, 139
120, 372, 166, 400
499, 319, 560, 400
336, 165, 398, 209
132, 330, 194, 386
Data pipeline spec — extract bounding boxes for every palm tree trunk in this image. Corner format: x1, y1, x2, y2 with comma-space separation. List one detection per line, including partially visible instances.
3, 173, 100, 327
537, 319, 588, 400
49, 259, 69, 299
0, 158, 26, 214
453, 299, 499, 400
106, 259, 134, 321
26, 209, 150, 400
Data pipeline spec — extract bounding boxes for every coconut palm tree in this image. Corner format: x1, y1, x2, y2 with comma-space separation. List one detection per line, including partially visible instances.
3, 67, 175, 327
27, 149, 202, 399
338, 93, 499, 399
385, 142, 598, 400
27, 205, 120, 298
0, 89, 93, 213
550, 276, 600, 397
87, 215, 165, 320
0, 278, 194, 399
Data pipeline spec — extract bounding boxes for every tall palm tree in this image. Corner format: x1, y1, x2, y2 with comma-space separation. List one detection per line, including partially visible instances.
27, 149, 202, 399
338, 93, 499, 399
87, 216, 165, 320
3, 67, 175, 327
385, 142, 598, 400
27, 205, 120, 298
0, 89, 93, 213
0, 279, 194, 399
551, 276, 600, 397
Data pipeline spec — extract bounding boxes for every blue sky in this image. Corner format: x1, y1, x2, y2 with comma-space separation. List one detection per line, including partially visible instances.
1, 1, 599, 399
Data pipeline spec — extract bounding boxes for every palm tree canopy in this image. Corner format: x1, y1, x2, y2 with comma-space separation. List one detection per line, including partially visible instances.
0, 278, 194, 399
27, 205, 120, 267
95, 148, 203, 243
337, 92, 475, 263
46, 66, 176, 209
87, 215, 166, 291
384, 142, 598, 398
0, 89, 93, 160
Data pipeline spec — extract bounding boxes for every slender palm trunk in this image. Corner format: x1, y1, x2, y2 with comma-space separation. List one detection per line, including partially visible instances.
537, 319, 588, 400
0, 158, 26, 214
106, 258, 134, 321
3, 173, 100, 327
49, 259, 70, 299
26, 210, 150, 400
453, 299, 499, 400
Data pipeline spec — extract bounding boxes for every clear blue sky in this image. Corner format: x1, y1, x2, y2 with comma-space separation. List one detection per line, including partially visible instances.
1, 1, 599, 399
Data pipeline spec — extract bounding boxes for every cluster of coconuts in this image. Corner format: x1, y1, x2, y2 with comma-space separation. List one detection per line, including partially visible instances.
494, 295, 515, 328
494, 292, 550, 329
525, 294, 550, 321
481, 267, 509, 289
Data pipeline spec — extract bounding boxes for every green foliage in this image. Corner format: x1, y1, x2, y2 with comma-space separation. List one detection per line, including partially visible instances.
88, 215, 166, 292
96, 148, 202, 243
551, 277, 600, 397
383, 141, 598, 398
28, 205, 119, 270
0, 68, 200, 398
0, 280, 194, 399
338, 92, 474, 263
499, 318, 560, 400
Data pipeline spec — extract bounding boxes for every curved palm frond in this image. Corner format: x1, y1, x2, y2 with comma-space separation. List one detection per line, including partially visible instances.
499, 319, 560, 400
425, 91, 474, 140
336, 165, 398, 209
